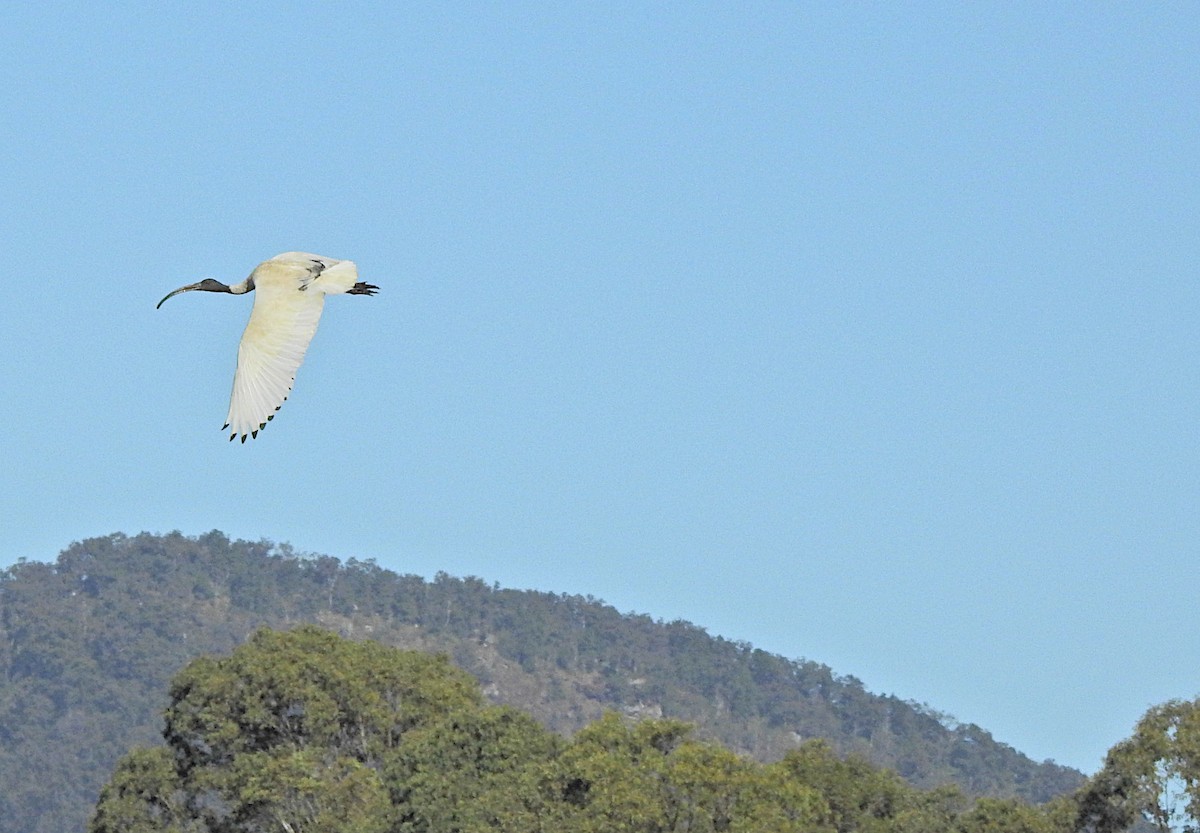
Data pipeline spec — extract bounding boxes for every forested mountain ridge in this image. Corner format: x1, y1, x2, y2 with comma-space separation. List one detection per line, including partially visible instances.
0, 531, 1083, 833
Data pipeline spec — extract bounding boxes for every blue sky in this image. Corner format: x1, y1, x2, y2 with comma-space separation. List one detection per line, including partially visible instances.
2, 2, 1197, 774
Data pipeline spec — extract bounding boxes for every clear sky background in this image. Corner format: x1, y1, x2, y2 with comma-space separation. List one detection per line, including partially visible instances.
2, 3, 1197, 775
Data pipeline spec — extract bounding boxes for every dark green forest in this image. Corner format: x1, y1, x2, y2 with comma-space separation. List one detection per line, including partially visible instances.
0, 532, 1090, 832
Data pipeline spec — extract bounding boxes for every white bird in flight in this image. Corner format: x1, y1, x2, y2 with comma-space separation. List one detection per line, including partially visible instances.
157, 251, 378, 442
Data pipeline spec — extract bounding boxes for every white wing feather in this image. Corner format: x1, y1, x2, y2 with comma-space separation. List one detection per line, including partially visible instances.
225, 282, 325, 441
222, 253, 361, 442
223, 255, 357, 444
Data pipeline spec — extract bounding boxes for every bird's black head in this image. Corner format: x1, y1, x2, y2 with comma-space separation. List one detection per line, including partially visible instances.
156, 278, 233, 309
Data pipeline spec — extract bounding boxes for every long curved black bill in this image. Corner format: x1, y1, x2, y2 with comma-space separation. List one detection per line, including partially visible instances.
156, 283, 203, 309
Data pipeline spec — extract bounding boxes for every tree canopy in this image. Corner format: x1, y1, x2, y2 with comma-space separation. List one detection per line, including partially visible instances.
91, 626, 1081, 833
1073, 697, 1200, 833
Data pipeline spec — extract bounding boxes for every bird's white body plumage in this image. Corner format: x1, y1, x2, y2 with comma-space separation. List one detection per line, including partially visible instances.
223, 252, 360, 441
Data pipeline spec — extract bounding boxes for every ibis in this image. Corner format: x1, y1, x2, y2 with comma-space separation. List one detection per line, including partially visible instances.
157, 252, 378, 442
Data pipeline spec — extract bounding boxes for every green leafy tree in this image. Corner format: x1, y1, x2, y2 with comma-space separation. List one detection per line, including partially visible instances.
162, 625, 481, 769
214, 750, 390, 833
92, 626, 482, 833
779, 739, 913, 833
90, 748, 191, 833
1076, 698, 1200, 833
955, 797, 1059, 833
885, 784, 968, 833
550, 712, 831, 833
386, 706, 562, 833
550, 713, 676, 832
739, 759, 839, 833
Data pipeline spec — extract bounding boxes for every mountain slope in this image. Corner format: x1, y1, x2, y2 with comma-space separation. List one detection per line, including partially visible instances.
0, 532, 1083, 833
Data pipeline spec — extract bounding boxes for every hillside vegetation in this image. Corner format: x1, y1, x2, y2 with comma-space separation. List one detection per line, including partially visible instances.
0, 532, 1083, 833
91, 626, 1080, 833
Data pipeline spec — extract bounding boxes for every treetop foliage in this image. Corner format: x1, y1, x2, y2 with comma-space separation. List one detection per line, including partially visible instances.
91, 626, 1079, 833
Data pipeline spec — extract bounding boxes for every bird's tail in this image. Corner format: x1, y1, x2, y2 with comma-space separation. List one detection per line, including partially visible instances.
314, 259, 360, 295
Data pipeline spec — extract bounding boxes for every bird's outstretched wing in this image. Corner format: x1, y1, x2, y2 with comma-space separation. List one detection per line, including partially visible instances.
224, 279, 326, 442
